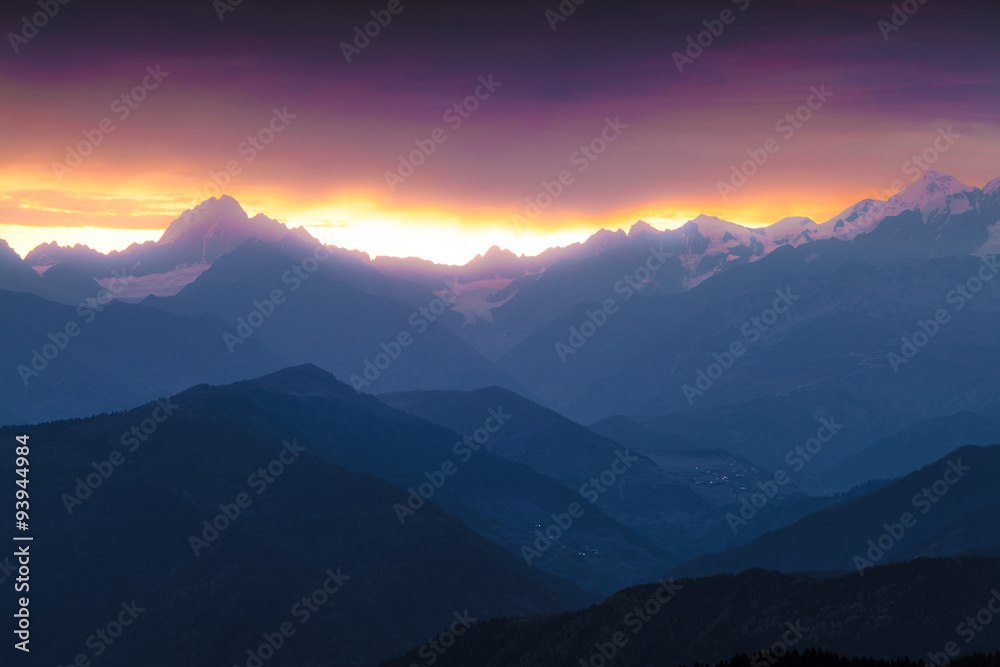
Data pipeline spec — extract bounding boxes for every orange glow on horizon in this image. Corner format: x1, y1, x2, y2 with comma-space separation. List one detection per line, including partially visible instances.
1, 169, 996, 264
0, 189, 922, 265
0, 195, 837, 265
0, 225, 163, 257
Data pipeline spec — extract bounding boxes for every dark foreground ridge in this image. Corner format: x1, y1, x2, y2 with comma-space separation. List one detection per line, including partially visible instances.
379, 557, 1000, 667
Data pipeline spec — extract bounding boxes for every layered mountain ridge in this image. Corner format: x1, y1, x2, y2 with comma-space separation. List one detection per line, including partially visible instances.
4, 170, 997, 309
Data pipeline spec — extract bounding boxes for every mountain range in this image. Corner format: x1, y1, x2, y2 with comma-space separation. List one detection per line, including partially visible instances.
3, 366, 589, 666
3, 171, 1000, 488
6, 363, 998, 667
378, 556, 1000, 667
3, 171, 1000, 653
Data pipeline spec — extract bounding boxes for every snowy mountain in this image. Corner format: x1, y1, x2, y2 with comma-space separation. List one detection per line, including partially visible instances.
766, 216, 820, 243
24, 241, 105, 272
642, 170, 997, 286
985, 175, 1000, 196
4, 171, 998, 310
14, 196, 316, 303
822, 170, 983, 239
158, 194, 290, 255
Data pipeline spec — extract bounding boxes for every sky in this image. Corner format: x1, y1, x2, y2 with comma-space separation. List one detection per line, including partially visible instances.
1, 0, 998, 264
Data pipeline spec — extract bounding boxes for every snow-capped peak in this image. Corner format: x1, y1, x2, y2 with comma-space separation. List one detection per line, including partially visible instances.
763, 216, 819, 246
682, 215, 763, 246
159, 195, 251, 244
984, 176, 1000, 196
768, 216, 817, 233
820, 171, 981, 240
157, 195, 291, 260
773, 215, 815, 226
822, 198, 886, 236
891, 170, 975, 209
688, 214, 750, 234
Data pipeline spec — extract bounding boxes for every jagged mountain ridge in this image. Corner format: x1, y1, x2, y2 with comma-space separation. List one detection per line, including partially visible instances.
4, 170, 996, 310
